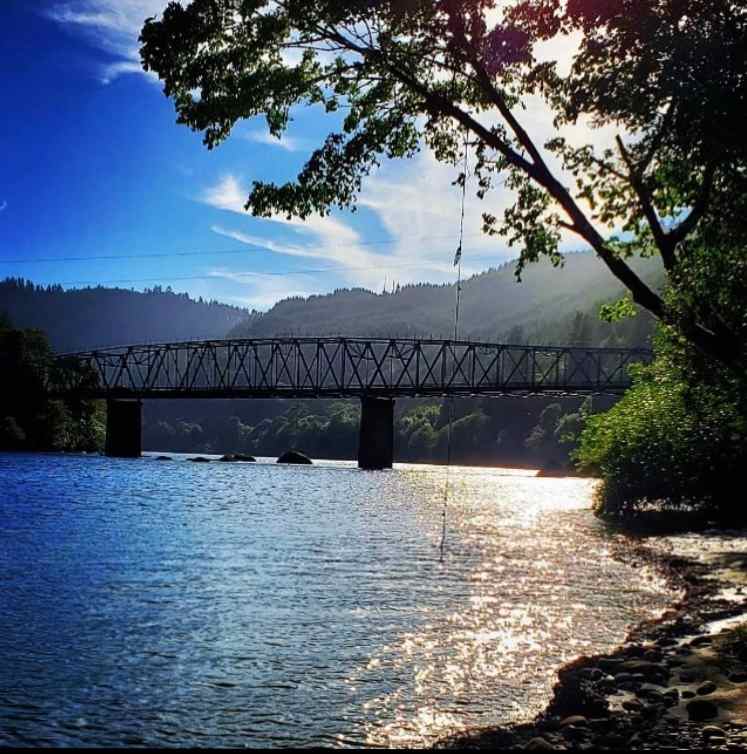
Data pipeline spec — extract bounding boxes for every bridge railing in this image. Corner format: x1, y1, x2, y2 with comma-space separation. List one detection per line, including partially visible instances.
47, 337, 652, 398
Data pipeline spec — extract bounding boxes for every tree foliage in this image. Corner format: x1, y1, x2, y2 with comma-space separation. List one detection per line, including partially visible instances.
575, 243, 747, 521
141, 0, 747, 370
0, 326, 105, 452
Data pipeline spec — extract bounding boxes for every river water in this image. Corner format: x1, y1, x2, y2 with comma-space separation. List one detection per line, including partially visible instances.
0, 452, 675, 747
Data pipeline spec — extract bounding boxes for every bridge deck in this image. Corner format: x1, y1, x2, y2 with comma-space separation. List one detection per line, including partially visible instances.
48, 337, 652, 399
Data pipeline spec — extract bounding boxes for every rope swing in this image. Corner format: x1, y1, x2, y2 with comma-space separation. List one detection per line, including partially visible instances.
440, 132, 470, 563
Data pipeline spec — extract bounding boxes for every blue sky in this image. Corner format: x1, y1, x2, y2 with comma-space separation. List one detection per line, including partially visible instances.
0, 0, 596, 310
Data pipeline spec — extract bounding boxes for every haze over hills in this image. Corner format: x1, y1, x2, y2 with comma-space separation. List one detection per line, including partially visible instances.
1, 252, 663, 352
230, 252, 663, 347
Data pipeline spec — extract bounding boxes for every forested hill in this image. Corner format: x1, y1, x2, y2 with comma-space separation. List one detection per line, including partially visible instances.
0, 279, 254, 352
1, 251, 663, 353
229, 252, 663, 348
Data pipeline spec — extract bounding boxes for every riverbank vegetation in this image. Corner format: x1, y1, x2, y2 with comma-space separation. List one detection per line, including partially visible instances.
576, 244, 747, 523
141, 393, 599, 467
0, 319, 105, 453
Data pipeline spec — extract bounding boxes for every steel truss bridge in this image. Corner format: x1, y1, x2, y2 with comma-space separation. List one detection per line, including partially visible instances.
49, 337, 651, 399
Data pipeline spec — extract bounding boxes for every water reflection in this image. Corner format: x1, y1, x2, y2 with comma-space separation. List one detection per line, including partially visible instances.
0, 454, 674, 747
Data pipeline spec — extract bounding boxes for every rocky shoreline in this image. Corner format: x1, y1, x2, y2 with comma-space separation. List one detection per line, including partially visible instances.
436, 529, 747, 751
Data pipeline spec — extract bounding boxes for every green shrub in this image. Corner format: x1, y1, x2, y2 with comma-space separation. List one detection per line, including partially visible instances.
575, 359, 746, 521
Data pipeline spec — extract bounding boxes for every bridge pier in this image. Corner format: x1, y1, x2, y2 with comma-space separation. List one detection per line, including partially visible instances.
358, 397, 394, 470
105, 399, 142, 458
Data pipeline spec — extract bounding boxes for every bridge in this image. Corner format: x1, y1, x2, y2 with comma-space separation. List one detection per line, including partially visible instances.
49, 337, 651, 469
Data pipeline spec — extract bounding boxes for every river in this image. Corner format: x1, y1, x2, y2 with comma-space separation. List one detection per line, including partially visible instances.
0, 452, 676, 747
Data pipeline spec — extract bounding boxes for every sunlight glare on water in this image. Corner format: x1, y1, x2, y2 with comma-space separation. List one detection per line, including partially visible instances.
0, 453, 675, 747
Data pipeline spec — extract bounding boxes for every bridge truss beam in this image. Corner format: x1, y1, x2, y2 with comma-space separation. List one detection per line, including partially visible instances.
49, 337, 651, 400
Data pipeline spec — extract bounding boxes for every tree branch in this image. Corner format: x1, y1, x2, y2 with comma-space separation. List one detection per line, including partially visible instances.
669, 162, 717, 249
616, 134, 675, 270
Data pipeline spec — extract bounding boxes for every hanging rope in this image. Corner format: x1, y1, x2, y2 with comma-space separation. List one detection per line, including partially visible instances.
440, 132, 469, 563
453, 137, 468, 342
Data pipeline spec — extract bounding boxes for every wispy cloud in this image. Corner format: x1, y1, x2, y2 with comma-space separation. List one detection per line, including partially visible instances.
207, 270, 317, 310
241, 129, 309, 153
0, 201, 7, 213
46, 0, 169, 83
200, 174, 461, 292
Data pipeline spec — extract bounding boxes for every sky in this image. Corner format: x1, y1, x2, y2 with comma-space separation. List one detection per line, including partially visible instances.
0, 0, 607, 311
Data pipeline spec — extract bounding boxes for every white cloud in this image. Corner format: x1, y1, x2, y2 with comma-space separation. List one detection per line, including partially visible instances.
201, 175, 248, 215
200, 173, 464, 292
210, 226, 322, 261
241, 129, 309, 153
47, 0, 170, 83
0, 201, 7, 213
201, 175, 389, 288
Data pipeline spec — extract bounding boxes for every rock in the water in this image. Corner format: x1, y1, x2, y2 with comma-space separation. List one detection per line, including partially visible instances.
219, 453, 256, 462
155, 455, 172, 461
686, 699, 718, 721
276, 450, 312, 464
729, 672, 747, 683
189, 456, 211, 463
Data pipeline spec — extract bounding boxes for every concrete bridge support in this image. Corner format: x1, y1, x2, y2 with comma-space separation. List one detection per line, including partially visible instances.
105, 399, 142, 458
358, 397, 394, 470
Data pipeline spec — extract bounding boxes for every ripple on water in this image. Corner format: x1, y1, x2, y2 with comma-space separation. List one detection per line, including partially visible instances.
0, 453, 675, 747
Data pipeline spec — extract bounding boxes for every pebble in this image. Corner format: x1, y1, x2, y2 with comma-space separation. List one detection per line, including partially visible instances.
703, 726, 726, 738
620, 660, 664, 676
559, 715, 588, 728
686, 699, 719, 721
697, 681, 718, 696
598, 659, 623, 672
525, 737, 556, 751
729, 672, 747, 683
657, 637, 678, 647
691, 636, 714, 647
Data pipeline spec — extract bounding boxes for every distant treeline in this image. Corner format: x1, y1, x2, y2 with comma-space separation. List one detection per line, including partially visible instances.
0, 278, 255, 353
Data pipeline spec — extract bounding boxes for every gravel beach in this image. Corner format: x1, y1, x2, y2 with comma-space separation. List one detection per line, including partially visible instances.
437, 528, 747, 751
